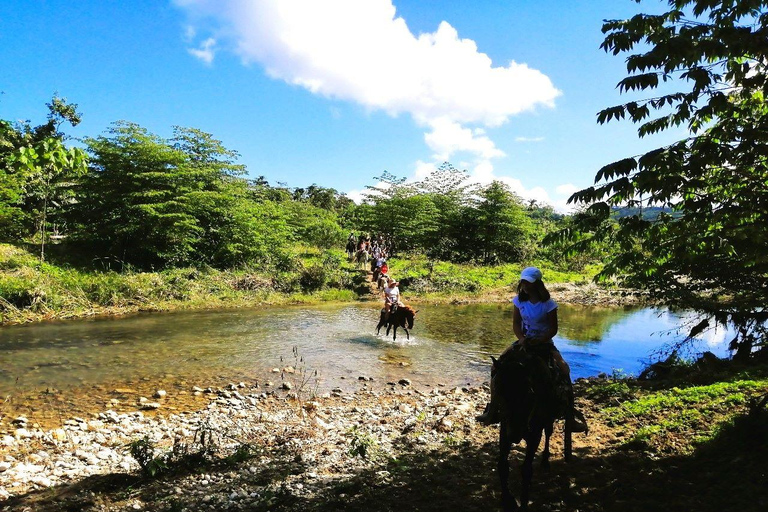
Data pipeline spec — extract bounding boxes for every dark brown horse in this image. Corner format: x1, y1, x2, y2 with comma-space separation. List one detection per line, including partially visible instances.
493, 346, 573, 511
376, 304, 416, 340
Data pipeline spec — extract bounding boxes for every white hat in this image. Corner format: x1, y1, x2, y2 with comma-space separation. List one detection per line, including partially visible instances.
520, 267, 542, 283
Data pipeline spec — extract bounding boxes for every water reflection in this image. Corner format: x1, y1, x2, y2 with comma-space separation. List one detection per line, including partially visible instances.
0, 303, 733, 395
558, 305, 637, 343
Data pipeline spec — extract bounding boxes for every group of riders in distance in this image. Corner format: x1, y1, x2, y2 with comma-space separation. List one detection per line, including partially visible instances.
346, 232, 415, 340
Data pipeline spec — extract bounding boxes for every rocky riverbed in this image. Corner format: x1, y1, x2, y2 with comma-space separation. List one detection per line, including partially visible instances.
1, 371, 765, 512
0, 378, 503, 511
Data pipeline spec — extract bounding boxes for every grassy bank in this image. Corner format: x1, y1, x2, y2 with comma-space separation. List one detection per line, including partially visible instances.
0, 244, 361, 325
0, 243, 611, 325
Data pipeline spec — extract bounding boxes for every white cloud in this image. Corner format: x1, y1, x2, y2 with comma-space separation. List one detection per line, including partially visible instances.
555, 183, 579, 196
345, 189, 367, 204
424, 118, 505, 161
412, 160, 438, 181
176, 0, 560, 156
176, 1, 566, 205
188, 37, 217, 64
514, 136, 544, 143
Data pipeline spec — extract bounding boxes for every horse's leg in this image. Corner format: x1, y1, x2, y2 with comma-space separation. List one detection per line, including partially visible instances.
403, 327, 409, 340
392, 325, 398, 341
498, 421, 518, 512
520, 429, 543, 510
564, 387, 575, 462
540, 422, 553, 471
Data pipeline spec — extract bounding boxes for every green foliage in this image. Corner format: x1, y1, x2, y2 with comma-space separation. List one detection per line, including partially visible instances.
68, 122, 294, 269
601, 376, 768, 453
555, 0, 768, 358
0, 97, 87, 252
355, 163, 549, 263
126, 436, 168, 478
347, 426, 378, 460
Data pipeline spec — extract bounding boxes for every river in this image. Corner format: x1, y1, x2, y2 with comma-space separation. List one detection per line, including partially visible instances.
0, 302, 733, 398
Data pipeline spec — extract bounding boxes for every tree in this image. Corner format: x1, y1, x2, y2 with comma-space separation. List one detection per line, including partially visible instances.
556, 0, 768, 358
475, 181, 534, 263
14, 137, 87, 261
0, 120, 27, 238
0, 97, 87, 256
72, 122, 202, 267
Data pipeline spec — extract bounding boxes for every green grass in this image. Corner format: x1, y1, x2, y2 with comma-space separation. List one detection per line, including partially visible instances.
0, 243, 362, 324
386, 255, 597, 296
0, 243, 600, 324
601, 378, 768, 452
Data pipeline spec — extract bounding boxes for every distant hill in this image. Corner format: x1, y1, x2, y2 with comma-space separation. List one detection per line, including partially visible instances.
611, 206, 681, 220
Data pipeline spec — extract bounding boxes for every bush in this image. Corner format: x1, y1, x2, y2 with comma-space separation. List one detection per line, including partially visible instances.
300, 265, 328, 292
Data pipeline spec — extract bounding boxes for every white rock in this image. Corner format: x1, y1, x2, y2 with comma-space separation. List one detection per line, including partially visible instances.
31, 476, 53, 488
0, 462, 11, 472
96, 450, 113, 460
14, 428, 32, 439
51, 429, 67, 442
154, 390, 167, 398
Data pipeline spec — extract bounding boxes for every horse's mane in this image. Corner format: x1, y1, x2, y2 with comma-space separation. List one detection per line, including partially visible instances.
400, 304, 416, 315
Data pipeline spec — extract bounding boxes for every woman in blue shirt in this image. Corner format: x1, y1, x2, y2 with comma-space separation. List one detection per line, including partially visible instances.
476, 267, 587, 432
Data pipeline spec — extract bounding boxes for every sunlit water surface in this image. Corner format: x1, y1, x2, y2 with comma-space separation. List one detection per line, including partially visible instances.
0, 303, 734, 396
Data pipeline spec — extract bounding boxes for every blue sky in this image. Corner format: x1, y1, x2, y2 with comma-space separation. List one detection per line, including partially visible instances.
0, 0, 683, 210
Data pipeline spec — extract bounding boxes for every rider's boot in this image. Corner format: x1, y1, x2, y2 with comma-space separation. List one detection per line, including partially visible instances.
475, 373, 500, 425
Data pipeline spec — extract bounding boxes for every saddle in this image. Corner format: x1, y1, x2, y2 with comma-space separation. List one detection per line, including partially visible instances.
500, 343, 572, 419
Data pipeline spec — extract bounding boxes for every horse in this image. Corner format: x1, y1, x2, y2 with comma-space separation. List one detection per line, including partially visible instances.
346, 239, 356, 260
376, 304, 416, 341
493, 345, 573, 511
354, 249, 369, 269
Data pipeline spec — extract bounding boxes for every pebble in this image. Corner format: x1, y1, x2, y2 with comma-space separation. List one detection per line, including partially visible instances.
154, 390, 167, 398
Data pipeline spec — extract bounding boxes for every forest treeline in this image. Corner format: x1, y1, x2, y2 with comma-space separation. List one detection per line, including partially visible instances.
0, 98, 601, 273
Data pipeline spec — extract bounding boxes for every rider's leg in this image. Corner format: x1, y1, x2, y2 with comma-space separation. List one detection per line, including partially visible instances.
476, 361, 501, 425
384, 302, 391, 321
551, 347, 588, 433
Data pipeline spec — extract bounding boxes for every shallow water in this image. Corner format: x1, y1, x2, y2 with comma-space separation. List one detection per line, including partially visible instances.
0, 302, 733, 396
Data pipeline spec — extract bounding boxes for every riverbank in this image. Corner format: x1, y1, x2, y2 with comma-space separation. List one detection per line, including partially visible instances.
0, 244, 637, 326
1, 364, 766, 511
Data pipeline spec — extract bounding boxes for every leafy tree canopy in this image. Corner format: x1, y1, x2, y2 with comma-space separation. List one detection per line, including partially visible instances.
553, 0, 768, 358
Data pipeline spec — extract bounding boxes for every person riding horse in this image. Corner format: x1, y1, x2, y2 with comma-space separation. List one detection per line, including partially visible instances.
382, 276, 402, 321
346, 232, 357, 259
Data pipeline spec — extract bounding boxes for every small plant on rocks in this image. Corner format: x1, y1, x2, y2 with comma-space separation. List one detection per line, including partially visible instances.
347, 426, 379, 460
126, 436, 168, 478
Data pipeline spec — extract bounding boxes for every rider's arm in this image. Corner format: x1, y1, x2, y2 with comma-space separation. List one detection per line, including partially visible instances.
541, 309, 558, 341
529, 309, 558, 343
512, 305, 525, 342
